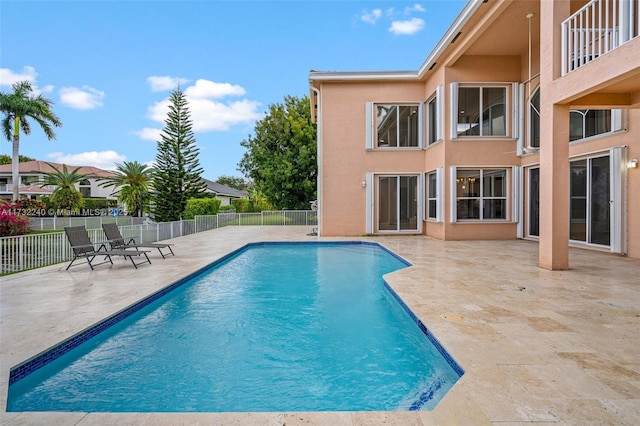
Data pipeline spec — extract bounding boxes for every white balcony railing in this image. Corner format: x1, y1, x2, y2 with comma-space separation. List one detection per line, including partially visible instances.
562, 0, 639, 75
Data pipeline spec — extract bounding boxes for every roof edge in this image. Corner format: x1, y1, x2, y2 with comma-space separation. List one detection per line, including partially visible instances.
417, 0, 485, 77
308, 0, 484, 82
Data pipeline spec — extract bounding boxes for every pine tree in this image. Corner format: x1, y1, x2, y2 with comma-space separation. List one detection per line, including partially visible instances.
151, 88, 206, 222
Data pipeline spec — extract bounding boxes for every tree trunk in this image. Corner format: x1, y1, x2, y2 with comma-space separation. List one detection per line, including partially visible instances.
11, 117, 20, 201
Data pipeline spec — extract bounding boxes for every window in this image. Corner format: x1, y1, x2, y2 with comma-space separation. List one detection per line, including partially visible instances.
528, 88, 622, 147
426, 86, 443, 145
376, 105, 419, 147
529, 88, 540, 148
427, 172, 438, 219
365, 103, 423, 149
455, 168, 507, 221
569, 110, 612, 141
79, 179, 91, 198
427, 97, 438, 145
456, 86, 506, 137
425, 169, 443, 222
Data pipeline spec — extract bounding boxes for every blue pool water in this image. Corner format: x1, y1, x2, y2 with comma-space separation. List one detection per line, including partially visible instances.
7, 242, 463, 412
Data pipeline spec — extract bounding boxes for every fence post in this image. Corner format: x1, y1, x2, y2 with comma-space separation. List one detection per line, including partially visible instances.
180, 219, 183, 237
18, 235, 24, 271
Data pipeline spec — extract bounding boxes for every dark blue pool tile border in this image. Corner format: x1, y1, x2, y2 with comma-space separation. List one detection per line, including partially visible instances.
384, 283, 465, 378
8, 241, 453, 388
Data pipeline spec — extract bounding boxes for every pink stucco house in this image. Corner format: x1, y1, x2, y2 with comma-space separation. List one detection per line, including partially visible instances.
309, 0, 640, 269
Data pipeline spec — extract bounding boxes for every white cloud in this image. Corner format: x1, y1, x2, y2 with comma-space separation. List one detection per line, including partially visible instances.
405, 4, 426, 14
0, 66, 54, 95
59, 86, 105, 110
389, 17, 425, 35
184, 79, 246, 99
133, 127, 163, 142
361, 9, 382, 24
189, 98, 262, 132
138, 78, 262, 137
147, 76, 190, 92
0, 66, 37, 87
47, 150, 127, 170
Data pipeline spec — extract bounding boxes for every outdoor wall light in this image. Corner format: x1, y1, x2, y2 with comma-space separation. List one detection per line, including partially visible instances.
361, 181, 367, 188
627, 159, 638, 169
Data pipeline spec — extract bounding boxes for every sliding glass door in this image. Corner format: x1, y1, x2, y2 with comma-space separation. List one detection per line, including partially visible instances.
378, 175, 418, 232
570, 155, 610, 246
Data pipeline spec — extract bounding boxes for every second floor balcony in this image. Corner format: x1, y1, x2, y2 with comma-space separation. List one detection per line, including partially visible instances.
562, 0, 639, 74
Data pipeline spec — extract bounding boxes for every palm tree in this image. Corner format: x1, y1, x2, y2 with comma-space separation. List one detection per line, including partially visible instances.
41, 163, 88, 212
98, 161, 151, 217
0, 80, 62, 200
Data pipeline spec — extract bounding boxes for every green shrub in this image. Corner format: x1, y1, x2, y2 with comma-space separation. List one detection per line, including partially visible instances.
232, 198, 251, 213
251, 194, 273, 212
219, 205, 236, 211
51, 188, 83, 211
183, 198, 221, 219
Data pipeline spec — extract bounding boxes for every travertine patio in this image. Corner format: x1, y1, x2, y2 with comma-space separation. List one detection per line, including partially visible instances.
1, 226, 638, 425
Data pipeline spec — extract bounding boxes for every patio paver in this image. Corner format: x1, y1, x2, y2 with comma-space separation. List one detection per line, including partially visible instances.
1, 226, 638, 425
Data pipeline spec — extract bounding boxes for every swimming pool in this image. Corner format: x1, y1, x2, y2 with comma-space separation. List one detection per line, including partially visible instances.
7, 242, 463, 412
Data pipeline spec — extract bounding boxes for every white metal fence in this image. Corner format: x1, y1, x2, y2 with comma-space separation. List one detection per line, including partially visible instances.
562, 0, 639, 74
28, 216, 147, 231
1, 210, 318, 275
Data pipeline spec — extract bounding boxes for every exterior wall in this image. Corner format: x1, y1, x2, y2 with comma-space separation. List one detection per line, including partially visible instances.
319, 82, 425, 236
312, 0, 640, 261
85, 179, 114, 199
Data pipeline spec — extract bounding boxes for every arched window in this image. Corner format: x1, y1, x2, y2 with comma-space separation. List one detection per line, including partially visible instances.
569, 110, 612, 141
529, 87, 540, 148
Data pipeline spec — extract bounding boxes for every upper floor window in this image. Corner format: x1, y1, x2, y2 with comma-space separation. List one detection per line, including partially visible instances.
529, 88, 541, 148
376, 105, 419, 147
455, 86, 506, 137
366, 102, 423, 149
79, 179, 91, 198
426, 86, 444, 145
527, 86, 624, 147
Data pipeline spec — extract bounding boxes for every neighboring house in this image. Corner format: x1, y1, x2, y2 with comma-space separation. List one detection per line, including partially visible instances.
202, 179, 248, 206
309, 0, 640, 268
0, 161, 116, 201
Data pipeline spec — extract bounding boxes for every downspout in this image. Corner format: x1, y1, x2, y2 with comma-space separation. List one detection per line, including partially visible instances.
310, 85, 322, 236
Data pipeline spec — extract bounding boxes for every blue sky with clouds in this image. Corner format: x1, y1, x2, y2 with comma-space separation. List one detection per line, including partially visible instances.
1, 0, 466, 180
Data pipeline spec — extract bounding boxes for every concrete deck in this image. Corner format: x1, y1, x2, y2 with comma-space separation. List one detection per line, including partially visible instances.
1, 226, 638, 425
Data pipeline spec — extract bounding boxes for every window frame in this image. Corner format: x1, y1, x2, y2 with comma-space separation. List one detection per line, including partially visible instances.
425, 168, 443, 222
365, 102, 424, 150
450, 83, 516, 139
426, 85, 444, 146
450, 167, 510, 222
525, 85, 625, 149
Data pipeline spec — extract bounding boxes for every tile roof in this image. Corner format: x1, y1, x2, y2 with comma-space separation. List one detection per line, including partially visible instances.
0, 161, 115, 178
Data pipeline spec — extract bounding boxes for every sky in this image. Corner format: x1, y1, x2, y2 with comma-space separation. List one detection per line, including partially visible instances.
0, 0, 467, 181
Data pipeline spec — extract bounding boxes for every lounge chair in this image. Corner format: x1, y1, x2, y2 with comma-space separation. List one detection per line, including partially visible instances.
102, 223, 175, 259
64, 226, 151, 270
